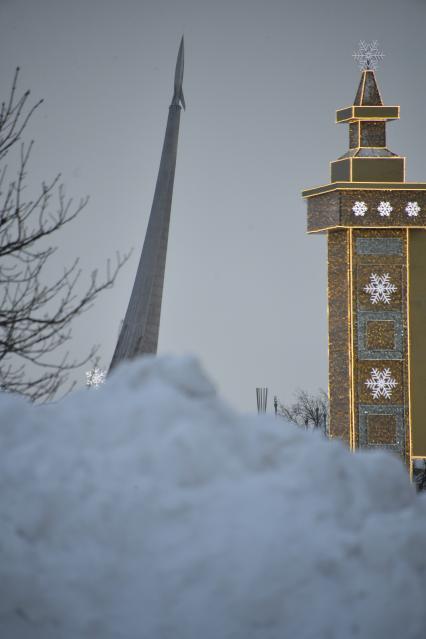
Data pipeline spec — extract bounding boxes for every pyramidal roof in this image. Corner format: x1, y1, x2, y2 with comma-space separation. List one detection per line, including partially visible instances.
353, 69, 383, 106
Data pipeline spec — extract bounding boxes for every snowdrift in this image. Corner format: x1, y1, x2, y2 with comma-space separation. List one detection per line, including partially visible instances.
1, 355, 425, 639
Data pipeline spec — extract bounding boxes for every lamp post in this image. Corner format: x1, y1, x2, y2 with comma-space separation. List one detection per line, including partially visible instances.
256, 387, 268, 414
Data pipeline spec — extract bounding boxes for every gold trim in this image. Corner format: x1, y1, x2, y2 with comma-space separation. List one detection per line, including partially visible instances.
360, 71, 367, 106
348, 228, 355, 450
358, 145, 388, 150
335, 105, 401, 123
326, 247, 331, 437
355, 106, 400, 119
329, 158, 405, 185
347, 156, 405, 160
371, 69, 384, 105
302, 181, 426, 198
350, 157, 405, 186
335, 107, 353, 123
407, 228, 413, 475
405, 230, 426, 464
308, 225, 426, 234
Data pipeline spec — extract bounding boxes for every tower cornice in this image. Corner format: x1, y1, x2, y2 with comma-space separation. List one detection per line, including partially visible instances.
303, 182, 426, 198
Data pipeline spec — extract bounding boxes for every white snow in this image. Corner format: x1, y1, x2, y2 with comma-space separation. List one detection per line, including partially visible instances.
0, 355, 426, 639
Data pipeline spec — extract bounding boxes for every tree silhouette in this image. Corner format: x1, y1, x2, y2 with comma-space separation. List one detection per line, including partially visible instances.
0, 68, 130, 401
278, 389, 328, 435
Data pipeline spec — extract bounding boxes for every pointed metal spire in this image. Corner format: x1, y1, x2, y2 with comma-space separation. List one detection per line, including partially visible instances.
109, 37, 185, 372
353, 69, 383, 106
172, 36, 185, 109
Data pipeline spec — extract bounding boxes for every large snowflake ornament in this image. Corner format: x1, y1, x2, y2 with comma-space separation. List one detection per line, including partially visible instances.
353, 41, 385, 71
365, 368, 397, 400
405, 201, 421, 217
377, 201, 393, 217
86, 366, 106, 389
364, 273, 397, 304
352, 201, 368, 216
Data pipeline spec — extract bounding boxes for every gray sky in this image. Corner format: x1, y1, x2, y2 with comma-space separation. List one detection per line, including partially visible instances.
1, 0, 425, 411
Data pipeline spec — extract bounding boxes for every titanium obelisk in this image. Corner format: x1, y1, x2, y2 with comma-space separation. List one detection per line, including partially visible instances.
109, 37, 185, 371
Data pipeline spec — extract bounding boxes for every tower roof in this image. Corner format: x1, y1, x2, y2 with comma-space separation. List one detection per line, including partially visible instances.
302, 61, 419, 199
330, 67, 404, 183
335, 69, 399, 125
109, 37, 185, 371
353, 69, 383, 106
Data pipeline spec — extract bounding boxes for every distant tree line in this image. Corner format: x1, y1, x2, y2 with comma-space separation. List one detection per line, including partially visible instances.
413, 460, 426, 492
277, 388, 328, 436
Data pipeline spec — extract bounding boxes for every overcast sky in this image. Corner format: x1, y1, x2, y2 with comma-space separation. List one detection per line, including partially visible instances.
1, 0, 425, 411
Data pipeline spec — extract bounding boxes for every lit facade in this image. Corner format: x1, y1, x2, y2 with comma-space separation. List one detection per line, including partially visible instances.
303, 68, 426, 472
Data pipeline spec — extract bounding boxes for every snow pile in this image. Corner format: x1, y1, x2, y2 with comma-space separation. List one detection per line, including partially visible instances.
1, 355, 426, 639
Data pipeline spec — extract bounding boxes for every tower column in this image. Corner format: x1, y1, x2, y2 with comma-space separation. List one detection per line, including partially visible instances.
327, 229, 351, 446
303, 48, 426, 473
408, 230, 426, 460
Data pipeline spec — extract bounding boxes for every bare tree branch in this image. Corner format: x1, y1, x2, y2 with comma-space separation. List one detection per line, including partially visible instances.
278, 389, 328, 435
0, 68, 131, 402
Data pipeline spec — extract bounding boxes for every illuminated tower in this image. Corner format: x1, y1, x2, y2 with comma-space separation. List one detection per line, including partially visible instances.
109, 37, 185, 371
302, 43, 426, 472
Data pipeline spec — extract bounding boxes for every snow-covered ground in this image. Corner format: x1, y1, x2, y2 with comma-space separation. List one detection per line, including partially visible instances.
1, 355, 426, 639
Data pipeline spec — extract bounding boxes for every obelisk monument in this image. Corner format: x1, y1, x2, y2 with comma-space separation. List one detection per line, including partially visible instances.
110, 37, 185, 370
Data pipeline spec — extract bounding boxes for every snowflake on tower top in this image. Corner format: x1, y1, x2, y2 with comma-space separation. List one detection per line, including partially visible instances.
353, 41, 385, 71
86, 366, 106, 389
364, 273, 397, 304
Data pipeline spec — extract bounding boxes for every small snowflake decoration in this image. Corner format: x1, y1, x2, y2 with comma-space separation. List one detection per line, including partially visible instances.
364, 273, 397, 304
405, 201, 420, 217
352, 201, 368, 216
365, 368, 397, 400
86, 366, 106, 389
353, 41, 385, 71
377, 201, 393, 217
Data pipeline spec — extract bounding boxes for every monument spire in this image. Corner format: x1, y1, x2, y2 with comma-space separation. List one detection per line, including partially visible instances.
109, 37, 185, 371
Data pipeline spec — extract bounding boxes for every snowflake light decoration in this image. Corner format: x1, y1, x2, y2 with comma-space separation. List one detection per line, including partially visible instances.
86, 366, 106, 389
377, 201, 393, 217
405, 201, 421, 217
353, 41, 385, 71
352, 201, 368, 216
364, 273, 397, 304
365, 368, 397, 400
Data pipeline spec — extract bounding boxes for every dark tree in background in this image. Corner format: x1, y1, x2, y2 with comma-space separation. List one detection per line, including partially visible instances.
0, 68, 129, 402
278, 389, 328, 435
413, 459, 426, 492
